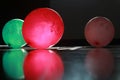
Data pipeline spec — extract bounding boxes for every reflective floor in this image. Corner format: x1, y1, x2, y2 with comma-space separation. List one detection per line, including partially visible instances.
0, 46, 120, 80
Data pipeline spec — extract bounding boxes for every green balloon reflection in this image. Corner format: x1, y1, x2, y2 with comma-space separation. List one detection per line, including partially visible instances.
2, 49, 27, 79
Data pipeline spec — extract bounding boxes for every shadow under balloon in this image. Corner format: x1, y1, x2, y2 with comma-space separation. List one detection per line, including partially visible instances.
2, 49, 27, 79
23, 49, 64, 80
85, 48, 115, 80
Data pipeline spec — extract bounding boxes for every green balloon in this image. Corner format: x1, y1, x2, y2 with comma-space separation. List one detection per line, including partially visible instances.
2, 49, 27, 79
2, 19, 26, 48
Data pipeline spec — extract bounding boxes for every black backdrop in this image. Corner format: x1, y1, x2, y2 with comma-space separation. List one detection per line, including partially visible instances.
0, 0, 120, 46
0, 0, 50, 44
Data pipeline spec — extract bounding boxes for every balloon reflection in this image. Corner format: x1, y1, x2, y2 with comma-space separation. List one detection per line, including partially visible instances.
2, 49, 27, 79
85, 48, 114, 80
23, 49, 64, 80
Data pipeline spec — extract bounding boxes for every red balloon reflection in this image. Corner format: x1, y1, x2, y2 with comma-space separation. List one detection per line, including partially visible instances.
85, 48, 114, 79
23, 49, 64, 80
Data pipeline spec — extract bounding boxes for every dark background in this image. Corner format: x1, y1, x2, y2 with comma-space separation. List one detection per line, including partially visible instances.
0, 0, 120, 46
0, 0, 50, 45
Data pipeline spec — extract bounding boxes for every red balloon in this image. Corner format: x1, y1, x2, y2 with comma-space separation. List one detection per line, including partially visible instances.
22, 8, 64, 49
85, 48, 114, 79
23, 49, 64, 80
84, 16, 115, 47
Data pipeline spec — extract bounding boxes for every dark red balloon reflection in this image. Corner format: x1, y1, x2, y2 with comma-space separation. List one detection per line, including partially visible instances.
23, 49, 64, 80
85, 48, 114, 80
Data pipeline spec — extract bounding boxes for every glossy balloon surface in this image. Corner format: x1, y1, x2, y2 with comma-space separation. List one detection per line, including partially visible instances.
22, 8, 64, 49
85, 17, 115, 47
2, 19, 26, 48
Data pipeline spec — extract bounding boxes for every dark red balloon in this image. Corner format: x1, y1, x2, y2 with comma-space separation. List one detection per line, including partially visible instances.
22, 8, 64, 49
85, 16, 115, 47
85, 48, 114, 79
23, 49, 64, 80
